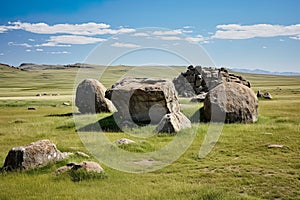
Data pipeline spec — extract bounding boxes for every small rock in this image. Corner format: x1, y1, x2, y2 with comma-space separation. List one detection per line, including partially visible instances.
263, 92, 272, 99
55, 161, 104, 174
36, 93, 41, 96
27, 107, 36, 110
62, 102, 70, 106
115, 138, 135, 145
75, 151, 90, 158
268, 144, 284, 148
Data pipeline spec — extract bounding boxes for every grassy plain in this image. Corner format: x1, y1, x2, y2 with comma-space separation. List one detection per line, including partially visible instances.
0, 64, 299, 199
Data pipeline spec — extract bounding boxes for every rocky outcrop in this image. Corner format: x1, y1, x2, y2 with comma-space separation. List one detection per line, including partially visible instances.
2, 140, 70, 171
75, 79, 114, 113
105, 77, 191, 132
203, 82, 258, 123
173, 65, 250, 97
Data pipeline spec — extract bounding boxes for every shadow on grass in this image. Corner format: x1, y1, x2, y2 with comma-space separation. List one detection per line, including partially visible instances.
78, 114, 122, 132
46, 113, 76, 117
190, 107, 207, 123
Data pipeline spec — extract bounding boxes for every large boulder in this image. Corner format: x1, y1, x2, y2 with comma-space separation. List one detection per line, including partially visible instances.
75, 79, 114, 113
105, 77, 191, 132
203, 82, 258, 123
2, 140, 69, 171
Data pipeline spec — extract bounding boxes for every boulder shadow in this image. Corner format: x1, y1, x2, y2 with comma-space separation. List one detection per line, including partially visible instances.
78, 114, 122, 132
190, 107, 207, 123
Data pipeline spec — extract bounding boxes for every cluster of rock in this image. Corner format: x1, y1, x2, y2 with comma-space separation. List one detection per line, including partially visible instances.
105, 77, 191, 133
2, 140, 104, 175
173, 65, 250, 97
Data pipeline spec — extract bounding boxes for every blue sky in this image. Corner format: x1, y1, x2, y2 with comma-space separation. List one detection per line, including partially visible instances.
0, 0, 300, 72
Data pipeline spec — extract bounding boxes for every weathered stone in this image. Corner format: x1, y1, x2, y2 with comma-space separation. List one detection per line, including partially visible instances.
268, 144, 284, 148
75, 79, 114, 113
106, 77, 180, 125
156, 112, 191, 133
55, 161, 103, 174
115, 138, 135, 145
3, 140, 69, 171
263, 92, 272, 99
203, 82, 258, 123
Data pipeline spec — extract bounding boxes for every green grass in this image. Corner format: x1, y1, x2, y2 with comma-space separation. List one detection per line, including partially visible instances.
0, 64, 299, 199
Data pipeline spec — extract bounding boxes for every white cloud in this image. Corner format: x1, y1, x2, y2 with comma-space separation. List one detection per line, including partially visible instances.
38, 35, 106, 46
28, 38, 35, 42
8, 42, 32, 48
0, 53, 4, 56
183, 26, 193, 29
213, 24, 300, 39
111, 42, 140, 48
36, 48, 43, 52
152, 30, 182, 35
159, 36, 181, 41
48, 51, 70, 54
185, 35, 205, 43
0, 21, 135, 36
279, 39, 285, 42
290, 35, 300, 40
262, 46, 267, 49
26, 49, 31, 52
133, 32, 150, 37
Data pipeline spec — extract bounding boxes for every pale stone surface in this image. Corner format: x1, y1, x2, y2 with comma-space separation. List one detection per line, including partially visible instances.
75, 79, 114, 113
203, 82, 258, 123
3, 140, 69, 171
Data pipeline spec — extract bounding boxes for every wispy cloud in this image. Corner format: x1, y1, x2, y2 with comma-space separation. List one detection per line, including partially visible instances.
213, 24, 300, 39
111, 42, 140, 48
0, 21, 135, 36
36, 48, 43, 51
290, 35, 300, 40
185, 35, 206, 43
28, 38, 35, 42
159, 36, 181, 41
26, 49, 31, 52
38, 35, 106, 46
133, 32, 150, 37
8, 42, 32, 48
0, 53, 4, 56
47, 51, 70, 54
152, 30, 182, 35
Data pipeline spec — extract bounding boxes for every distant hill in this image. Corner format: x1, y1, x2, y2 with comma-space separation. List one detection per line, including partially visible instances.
231, 68, 300, 76
17, 63, 95, 71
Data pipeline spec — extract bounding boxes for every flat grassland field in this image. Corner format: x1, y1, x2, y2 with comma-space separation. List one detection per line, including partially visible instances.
0, 65, 299, 200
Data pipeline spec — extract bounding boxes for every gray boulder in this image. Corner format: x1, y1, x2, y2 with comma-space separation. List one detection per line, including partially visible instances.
156, 112, 191, 133
105, 77, 191, 133
3, 140, 70, 171
75, 79, 114, 113
106, 77, 180, 124
203, 82, 258, 123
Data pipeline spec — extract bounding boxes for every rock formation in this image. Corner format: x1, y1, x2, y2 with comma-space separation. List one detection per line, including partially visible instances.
173, 65, 250, 97
105, 77, 191, 132
3, 140, 70, 171
75, 79, 114, 113
55, 161, 104, 174
203, 82, 258, 123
